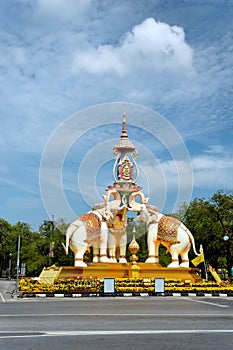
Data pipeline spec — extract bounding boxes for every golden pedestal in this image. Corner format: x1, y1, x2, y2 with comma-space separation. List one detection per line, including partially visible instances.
44, 262, 201, 283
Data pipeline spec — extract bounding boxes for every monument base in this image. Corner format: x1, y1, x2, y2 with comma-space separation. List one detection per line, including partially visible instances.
39, 263, 201, 283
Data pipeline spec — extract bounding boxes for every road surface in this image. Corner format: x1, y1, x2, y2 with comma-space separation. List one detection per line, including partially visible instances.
1, 280, 233, 350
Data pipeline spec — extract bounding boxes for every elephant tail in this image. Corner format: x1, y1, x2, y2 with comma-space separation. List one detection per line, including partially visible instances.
62, 231, 70, 255
62, 223, 74, 255
62, 237, 69, 255
183, 225, 203, 256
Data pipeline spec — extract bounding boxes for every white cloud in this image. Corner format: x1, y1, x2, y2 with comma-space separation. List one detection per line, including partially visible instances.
203, 145, 225, 155
34, 0, 91, 22
138, 145, 233, 210
73, 18, 194, 76
192, 149, 233, 189
1, 4, 231, 156
0, 0, 232, 227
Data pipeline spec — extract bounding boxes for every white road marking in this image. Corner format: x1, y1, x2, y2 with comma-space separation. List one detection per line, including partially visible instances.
186, 298, 229, 308
1, 329, 233, 339
0, 313, 232, 318
48, 329, 233, 336
0, 292, 6, 303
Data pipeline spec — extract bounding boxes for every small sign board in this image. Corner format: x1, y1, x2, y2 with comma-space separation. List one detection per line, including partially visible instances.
154, 278, 165, 294
39, 266, 61, 284
104, 278, 115, 294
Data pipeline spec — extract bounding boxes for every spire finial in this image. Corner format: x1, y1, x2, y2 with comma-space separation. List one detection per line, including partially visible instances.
121, 104, 128, 139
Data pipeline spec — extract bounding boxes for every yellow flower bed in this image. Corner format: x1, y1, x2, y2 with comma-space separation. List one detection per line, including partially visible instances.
18, 277, 233, 295
18, 277, 101, 294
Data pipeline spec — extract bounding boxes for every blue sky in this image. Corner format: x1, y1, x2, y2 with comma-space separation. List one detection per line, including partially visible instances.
0, 0, 232, 229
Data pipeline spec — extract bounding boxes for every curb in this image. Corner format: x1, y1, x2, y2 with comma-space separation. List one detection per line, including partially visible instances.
20, 292, 233, 298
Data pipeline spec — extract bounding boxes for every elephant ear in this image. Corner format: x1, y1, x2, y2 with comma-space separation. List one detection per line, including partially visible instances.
146, 204, 159, 214
92, 203, 106, 210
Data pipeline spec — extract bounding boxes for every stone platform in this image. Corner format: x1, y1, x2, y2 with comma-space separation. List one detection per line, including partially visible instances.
39, 263, 202, 283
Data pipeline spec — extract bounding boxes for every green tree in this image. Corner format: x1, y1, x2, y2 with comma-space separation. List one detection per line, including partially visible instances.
210, 190, 233, 235
12, 222, 49, 277
170, 202, 189, 221
0, 219, 17, 277
183, 190, 233, 270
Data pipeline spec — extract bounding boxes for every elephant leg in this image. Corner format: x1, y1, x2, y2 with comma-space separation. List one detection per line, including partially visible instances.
168, 230, 191, 268
109, 246, 117, 262
119, 234, 127, 263
99, 248, 109, 263
145, 225, 158, 263
109, 251, 117, 262
154, 242, 160, 263
92, 243, 99, 263
74, 249, 87, 267
179, 234, 191, 267
167, 244, 180, 268
108, 232, 117, 263
180, 251, 190, 268
99, 225, 109, 263
69, 227, 87, 267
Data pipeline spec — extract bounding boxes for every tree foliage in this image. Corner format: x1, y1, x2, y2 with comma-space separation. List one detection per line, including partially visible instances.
0, 218, 71, 277
183, 190, 233, 269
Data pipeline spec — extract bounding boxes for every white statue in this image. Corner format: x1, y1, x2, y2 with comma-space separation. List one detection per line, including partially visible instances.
102, 189, 129, 263
107, 208, 128, 263
63, 205, 113, 267
136, 204, 203, 268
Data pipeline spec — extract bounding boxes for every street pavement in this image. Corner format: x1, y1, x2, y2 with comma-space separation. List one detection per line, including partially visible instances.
0, 279, 15, 301
1, 280, 233, 350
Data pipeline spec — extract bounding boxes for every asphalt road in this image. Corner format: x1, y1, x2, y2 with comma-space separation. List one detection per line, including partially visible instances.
1, 281, 233, 350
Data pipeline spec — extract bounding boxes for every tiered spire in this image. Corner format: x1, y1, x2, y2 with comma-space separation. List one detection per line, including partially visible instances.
121, 106, 128, 139
113, 106, 138, 158
112, 106, 139, 183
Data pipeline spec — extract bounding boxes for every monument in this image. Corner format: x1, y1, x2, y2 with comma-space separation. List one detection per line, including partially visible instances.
40, 108, 202, 283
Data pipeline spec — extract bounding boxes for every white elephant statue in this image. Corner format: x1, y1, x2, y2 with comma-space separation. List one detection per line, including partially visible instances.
107, 209, 128, 263
101, 188, 149, 263
63, 204, 114, 267
136, 204, 203, 268
103, 189, 129, 263
108, 230, 127, 263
